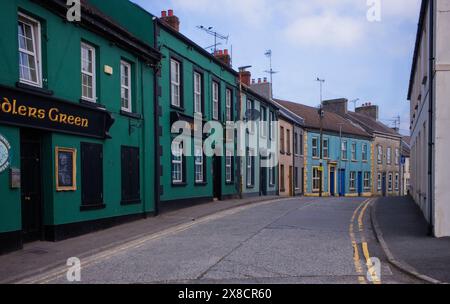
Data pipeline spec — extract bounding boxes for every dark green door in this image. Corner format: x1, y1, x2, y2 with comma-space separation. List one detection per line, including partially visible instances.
20, 130, 43, 242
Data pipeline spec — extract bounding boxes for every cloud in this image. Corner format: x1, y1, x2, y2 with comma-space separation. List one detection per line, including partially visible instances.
284, 12, 366, 48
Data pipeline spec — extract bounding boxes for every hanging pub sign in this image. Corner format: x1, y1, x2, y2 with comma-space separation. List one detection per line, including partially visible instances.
55, 147, 77, 191
0, 85, 114, 139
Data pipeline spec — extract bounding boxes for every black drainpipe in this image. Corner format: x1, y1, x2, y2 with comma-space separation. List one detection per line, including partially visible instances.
428, 0, 435, 236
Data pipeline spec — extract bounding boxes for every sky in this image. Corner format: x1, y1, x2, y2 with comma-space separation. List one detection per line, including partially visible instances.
132, 0, 422, 135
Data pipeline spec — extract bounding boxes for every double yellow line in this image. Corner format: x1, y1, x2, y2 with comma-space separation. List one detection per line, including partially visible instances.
349, 199, 381, 284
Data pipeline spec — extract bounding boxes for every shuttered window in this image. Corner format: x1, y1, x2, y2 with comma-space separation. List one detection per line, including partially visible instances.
81, 143, 103, 207
121, 146, 140, 204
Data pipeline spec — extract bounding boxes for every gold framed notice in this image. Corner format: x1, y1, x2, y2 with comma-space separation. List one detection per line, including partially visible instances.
55, 147, 77, 191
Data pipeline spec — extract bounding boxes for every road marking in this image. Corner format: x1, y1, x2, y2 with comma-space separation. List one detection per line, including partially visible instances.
349, 200, 369, 284
358, 199, 381, 284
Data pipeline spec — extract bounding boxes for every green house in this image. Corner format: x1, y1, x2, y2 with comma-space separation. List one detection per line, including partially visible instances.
0, 0, 161, 254
155, 11, 240, 208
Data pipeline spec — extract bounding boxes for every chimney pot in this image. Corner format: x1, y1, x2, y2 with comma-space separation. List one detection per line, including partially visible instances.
168, 9, 174, 17
258, 78, 261, 83
161, 11, 167, 17
264, 77, 267, 83
252, 79, 255, 84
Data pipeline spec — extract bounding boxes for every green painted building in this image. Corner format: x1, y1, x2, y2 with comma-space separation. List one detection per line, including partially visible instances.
155, 11, 240, 208
239, 78, 279, 198
0, 0, 161, 254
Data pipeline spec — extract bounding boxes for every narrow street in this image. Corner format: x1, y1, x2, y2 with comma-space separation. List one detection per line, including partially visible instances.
24, 197, 420, 284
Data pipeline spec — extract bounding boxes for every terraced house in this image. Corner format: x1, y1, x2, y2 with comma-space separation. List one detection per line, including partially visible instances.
155, 10, 240, 208
322, 99, 402, 197
277, 100, 372, 197
238, 71, 279, 198
0, 0, 161, 254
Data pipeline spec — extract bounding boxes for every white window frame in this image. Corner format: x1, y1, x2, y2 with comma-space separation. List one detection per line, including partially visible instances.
194, 147, 204, 183
260, 107, 267, 139
18, 13, 42, 87
226, 150, 233, 183
388, 173, 393, 191
395, 148, 400, 165
294, 167, 300, 190
212, 81, 220, 120
362, 144, 368, 161
247, 99, 255, 134
81, 42, 96, 102
395, 173, 399, 191
387, 147, 392, 164
120, 60, 132, 112
364, 172, 370, 190
269, 166, 276, 186
312, 167, 320, 192
194, 72, 202, 115
172, 142, 183, 184
323, 138, 329, 159
350, 171, 356, 191
377, 173, 382, 191
170, 59, 181, 107
270, 112, 276, 140
226, 88, 232, 122
351, 142, 357, 161
312, 137, 319, 158
377, 145, 383, 164
342, 140, 348, 160
247, 148, 254, 187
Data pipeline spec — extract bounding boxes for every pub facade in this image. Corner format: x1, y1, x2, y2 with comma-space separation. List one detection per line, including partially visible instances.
0, 0, 161, 254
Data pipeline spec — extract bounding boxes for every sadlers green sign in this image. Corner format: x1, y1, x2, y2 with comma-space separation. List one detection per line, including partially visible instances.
0, 85, 114, 139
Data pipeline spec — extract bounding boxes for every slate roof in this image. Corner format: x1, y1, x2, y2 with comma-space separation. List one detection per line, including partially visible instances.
345, 112, 400, 138
275, 99, 370, 138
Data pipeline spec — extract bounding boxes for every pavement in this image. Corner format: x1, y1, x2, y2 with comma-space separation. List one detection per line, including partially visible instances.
6, 196, 420, 284
0, 195, 279, 284
373, 196, 450, 284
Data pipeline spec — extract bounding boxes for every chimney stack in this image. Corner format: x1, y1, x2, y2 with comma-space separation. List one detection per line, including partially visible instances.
161, 9, 180, 32
239, 70, 251, 86
356, 103, 379, 120
322, 98, 348, 115
214, 49, 231, 67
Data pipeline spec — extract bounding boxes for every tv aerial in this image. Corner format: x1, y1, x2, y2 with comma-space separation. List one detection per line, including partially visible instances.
197, 25, 229, 54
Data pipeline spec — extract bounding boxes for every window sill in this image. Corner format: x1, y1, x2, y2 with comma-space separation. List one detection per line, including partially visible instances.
194, 182, 207, 187
172, 182, 187, 187
16, 82, 53, 96
247, 185, 255, 189
170, 104, 185, 112
225, 181, 235, 185
120, 110, 142, 120
80, 204, 106, 212
121, 199, 142, 206
80, 99, 106, 110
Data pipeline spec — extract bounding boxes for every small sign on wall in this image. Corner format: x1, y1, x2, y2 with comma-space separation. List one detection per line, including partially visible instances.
0, 134, 11, 173
10, 168, 20, 189
55, 147, 77, 191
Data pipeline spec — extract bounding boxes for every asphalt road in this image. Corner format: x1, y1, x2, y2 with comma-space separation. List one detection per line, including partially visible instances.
27, 197, 420, 284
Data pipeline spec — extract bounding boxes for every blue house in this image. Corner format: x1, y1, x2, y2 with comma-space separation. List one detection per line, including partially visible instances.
276, 100, 373, 197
